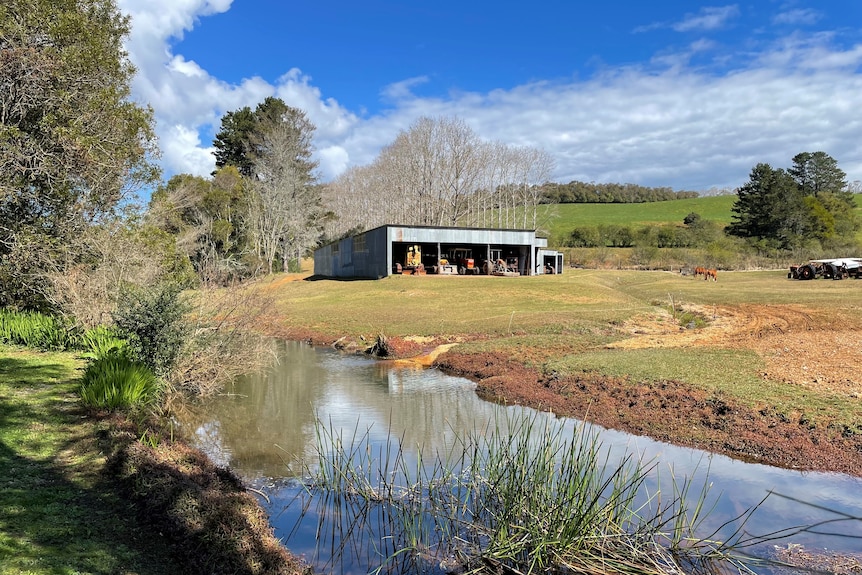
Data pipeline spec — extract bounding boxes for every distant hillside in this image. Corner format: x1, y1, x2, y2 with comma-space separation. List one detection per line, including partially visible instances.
538, 195, 737, 244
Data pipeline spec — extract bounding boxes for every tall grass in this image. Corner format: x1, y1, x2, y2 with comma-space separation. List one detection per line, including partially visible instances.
0, 309, 79, 350
79, 355, 162, 411
78, 324, 129, 360
308, 410, 769, 575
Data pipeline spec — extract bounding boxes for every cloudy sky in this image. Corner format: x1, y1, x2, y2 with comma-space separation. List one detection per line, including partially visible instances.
117, 0, 862, 192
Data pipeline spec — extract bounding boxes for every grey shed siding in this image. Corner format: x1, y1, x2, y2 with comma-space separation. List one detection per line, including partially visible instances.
314, 225, 554, 279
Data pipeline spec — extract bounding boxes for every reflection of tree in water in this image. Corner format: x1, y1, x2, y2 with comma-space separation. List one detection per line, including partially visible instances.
177, 341, 513, 479
177, 340, 327, 478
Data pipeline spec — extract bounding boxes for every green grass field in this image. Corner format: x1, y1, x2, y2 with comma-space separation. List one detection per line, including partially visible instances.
0, 347, 179, 575
255, 268, 862, 432
537, 193, 862, 246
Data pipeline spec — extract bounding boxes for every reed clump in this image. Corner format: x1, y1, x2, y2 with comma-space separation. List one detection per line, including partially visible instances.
310, 410, 769, 575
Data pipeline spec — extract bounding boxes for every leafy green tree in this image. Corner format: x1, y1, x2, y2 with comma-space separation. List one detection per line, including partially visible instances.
789, 151, 848, 197
213, 107, 256, 177
683, 212, 702, 227
729, 153, 859, 249
0, 0, 158, 309
213, 97, 294, 178
147, 166, 251, 283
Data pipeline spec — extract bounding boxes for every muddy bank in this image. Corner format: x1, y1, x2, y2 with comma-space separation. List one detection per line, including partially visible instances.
435, 350, 862, 477
263, 324, 862, 477
99, 413, 307, 575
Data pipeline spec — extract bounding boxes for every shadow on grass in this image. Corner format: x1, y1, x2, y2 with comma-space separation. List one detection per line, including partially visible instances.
0, 354, 179, 574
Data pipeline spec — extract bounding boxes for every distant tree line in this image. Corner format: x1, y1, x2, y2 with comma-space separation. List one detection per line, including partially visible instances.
564, 213, 724, 249
538, 182, 699, 204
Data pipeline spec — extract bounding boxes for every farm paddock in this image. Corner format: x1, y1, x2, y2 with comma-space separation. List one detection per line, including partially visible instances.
435, 303, 862, 476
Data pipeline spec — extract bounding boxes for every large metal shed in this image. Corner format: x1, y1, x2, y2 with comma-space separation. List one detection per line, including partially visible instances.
313, 224, 562, 279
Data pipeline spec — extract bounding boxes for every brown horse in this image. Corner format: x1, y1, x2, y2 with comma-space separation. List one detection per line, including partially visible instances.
704, 268, 717, 281
693, 266, 706, 279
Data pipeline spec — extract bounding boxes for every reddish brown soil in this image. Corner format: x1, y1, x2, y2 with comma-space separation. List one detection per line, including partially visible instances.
263, 304, 862, 477
436, 350, 862, 475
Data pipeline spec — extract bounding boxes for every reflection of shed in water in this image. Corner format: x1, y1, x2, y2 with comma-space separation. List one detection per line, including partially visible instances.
313, 224, 563, 279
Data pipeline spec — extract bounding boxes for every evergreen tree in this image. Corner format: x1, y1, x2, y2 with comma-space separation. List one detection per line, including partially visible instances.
729, 152, 859, 249
0, 0, 159, 308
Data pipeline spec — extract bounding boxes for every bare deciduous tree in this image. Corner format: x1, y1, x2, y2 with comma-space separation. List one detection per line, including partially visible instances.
246, 108, 320, 273
322, 116, 555, 238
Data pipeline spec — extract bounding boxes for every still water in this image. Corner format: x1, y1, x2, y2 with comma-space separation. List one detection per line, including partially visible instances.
175, 340, 862, 573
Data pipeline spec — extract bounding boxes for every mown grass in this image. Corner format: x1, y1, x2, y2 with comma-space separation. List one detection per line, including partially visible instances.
538, 194, 737, 240
0, 344, 305, 575
538, 193, 862, 245
256, 267, 862, 434
0, 346, 179, 575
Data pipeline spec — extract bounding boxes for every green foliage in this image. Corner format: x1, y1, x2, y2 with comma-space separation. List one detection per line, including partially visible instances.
729, 152, 859, 248
213, 96, 298, 178
147, 167, 251, 284
0, 0, 159, 310
539, 180, 700, 203
683, 211, 702, 226
213, 106, 258, 176
112, 284, 190, 378
79, 325, 129, 361
0, 309, 79, 350
79, 355, 161, 411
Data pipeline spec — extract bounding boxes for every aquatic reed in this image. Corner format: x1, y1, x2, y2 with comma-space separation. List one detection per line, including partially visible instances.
309, 410, 767, 575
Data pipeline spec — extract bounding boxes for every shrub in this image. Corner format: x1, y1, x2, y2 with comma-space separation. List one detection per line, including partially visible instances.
113, 283, 190, 378
79, 355, 161, 411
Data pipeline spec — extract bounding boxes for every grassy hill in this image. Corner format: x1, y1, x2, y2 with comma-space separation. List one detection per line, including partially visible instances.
537, 193, 862, 246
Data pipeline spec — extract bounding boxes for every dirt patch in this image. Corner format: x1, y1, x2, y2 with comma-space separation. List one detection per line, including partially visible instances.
607, 303, 862, 397
436, 350, 862, 476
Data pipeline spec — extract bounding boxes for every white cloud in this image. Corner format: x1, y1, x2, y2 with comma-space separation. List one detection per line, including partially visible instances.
118, 0, 862, 192
673, 5, 740, 32
773, 8, 821, 26
160, 124, 216, 176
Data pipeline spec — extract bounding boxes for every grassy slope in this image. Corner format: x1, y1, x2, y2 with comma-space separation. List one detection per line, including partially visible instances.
537, 193, 862, 245
259, 268, 862, 431
0, 347, 178, 575
0, 345, 305, 575
538, 195, 737, 243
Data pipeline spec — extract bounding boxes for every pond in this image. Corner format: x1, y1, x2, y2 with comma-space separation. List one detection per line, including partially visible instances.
174, 340, 862, 574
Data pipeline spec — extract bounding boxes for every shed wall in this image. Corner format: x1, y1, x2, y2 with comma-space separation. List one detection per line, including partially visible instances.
314, 225, 550, 279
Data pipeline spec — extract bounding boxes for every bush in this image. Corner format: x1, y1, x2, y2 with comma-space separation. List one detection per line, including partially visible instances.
79, 355, 162, 411
113, 284, 190, 378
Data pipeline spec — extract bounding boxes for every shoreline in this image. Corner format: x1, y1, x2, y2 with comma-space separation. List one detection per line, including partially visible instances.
278, 330, 862, 478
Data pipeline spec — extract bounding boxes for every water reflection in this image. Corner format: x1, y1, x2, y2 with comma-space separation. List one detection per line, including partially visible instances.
174, 340, 862, 573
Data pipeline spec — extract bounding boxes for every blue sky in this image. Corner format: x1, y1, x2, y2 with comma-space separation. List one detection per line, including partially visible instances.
118, 0, 862, 192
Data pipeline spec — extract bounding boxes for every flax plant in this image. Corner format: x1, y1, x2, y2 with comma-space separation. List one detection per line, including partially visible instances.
0, 308, 79, 350
308, 410, 768, 575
